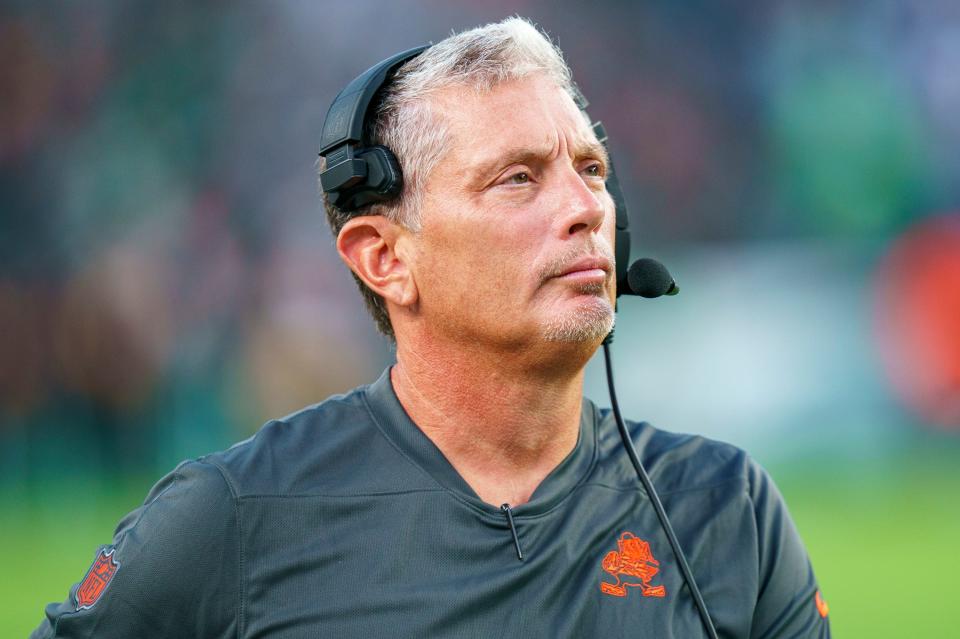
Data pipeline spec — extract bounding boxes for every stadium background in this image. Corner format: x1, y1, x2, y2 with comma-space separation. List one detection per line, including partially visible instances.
2, 1, 959, 636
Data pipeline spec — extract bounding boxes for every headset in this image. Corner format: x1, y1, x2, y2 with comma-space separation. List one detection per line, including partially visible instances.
319, 46, 719, 639
318, 45, 631, 295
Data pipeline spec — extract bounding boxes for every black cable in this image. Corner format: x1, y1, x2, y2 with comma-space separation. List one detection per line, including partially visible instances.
603, 341, 719, 639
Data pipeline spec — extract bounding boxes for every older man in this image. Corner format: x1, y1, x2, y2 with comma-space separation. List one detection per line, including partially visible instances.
34, 18, 830, 639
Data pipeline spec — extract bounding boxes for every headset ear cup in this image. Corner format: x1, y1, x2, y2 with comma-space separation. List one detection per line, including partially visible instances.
335, 146, 403, 211
364, 145, 403, 199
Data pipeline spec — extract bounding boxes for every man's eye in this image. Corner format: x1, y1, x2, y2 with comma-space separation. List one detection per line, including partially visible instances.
507, 172, 530, 184
583, 164, 603, 177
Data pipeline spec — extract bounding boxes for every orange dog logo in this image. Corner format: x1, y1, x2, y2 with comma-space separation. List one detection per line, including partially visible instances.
600, 532, 666, 598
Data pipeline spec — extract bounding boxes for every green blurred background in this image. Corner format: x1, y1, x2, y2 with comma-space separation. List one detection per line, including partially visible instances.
2, 1, 959, 636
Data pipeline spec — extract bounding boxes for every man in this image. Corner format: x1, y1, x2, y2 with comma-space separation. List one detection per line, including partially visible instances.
34, 18, 830, 638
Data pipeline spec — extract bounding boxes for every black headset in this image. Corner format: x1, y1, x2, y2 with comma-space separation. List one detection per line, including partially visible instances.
318, 46, 718, 639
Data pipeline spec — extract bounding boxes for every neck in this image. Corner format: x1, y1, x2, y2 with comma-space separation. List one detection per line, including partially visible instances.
390, 329, 597, 507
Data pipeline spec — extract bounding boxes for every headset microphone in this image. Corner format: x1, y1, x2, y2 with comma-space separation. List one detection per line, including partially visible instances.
622, 257, 679, 298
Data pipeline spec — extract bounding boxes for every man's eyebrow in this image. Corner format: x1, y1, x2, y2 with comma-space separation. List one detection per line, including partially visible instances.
579, 138, 610, 168
470, 147, 547, 178
468, 138, 609, 181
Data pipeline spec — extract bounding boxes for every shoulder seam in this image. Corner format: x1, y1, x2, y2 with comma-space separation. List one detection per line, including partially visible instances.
656, 474, 748, 497
582, 474, 747, 497
195, 458, 244, 638
198, 457, 239, 499
236, 488, 448, 501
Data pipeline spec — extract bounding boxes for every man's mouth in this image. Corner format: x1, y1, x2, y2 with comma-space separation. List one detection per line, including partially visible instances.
554, 256, 612, 284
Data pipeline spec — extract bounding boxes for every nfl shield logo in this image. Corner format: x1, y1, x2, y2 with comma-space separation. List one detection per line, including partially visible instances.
76, 547, 120, 611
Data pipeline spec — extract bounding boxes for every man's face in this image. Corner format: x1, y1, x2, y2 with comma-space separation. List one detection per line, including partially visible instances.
405, 73, 617, 350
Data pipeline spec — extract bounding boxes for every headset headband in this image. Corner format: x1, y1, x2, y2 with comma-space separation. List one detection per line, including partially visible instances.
318, 46, 428, 211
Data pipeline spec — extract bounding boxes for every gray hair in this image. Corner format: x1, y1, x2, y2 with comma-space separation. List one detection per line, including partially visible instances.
322, 17, 577, 338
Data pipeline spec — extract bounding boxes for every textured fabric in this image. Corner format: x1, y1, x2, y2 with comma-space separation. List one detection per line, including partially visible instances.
33, 368, 830, 638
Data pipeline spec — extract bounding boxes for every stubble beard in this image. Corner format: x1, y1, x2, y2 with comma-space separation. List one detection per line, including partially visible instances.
537, 242, 617, 343
541, 281, 615, 343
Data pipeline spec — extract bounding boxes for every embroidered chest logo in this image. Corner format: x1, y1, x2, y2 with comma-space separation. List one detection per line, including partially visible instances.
76, 547, 120, 611
599, 532, 666, 598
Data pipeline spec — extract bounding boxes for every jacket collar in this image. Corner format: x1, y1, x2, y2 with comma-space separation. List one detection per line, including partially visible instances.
362, 367, 599, 518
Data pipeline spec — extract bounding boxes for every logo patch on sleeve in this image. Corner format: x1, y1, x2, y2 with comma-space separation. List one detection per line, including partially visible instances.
599, 532, 666, 598
815, 590, 829, 618
75, 547, 120, 611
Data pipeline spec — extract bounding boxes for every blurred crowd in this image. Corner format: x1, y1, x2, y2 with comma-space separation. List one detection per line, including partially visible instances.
2, 0, 958, 487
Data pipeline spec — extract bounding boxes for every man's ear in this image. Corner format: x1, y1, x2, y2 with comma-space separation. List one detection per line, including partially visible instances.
336, 216, 418, 308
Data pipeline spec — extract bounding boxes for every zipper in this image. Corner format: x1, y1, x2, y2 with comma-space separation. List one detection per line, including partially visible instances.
500, 503, 524, 561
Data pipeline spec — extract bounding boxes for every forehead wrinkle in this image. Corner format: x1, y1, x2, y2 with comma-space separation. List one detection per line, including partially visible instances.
433, 77, 610, 183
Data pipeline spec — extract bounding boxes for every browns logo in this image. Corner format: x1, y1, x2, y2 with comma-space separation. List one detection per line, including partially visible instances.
599, 532, 666, 598
76, 547, 120, 611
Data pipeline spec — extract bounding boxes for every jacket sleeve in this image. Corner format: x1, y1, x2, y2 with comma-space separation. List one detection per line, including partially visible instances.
30, 459, 240, 639
747, 458, 830, 639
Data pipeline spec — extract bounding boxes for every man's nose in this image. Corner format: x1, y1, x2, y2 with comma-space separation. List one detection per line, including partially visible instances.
553, 168, 606, 238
